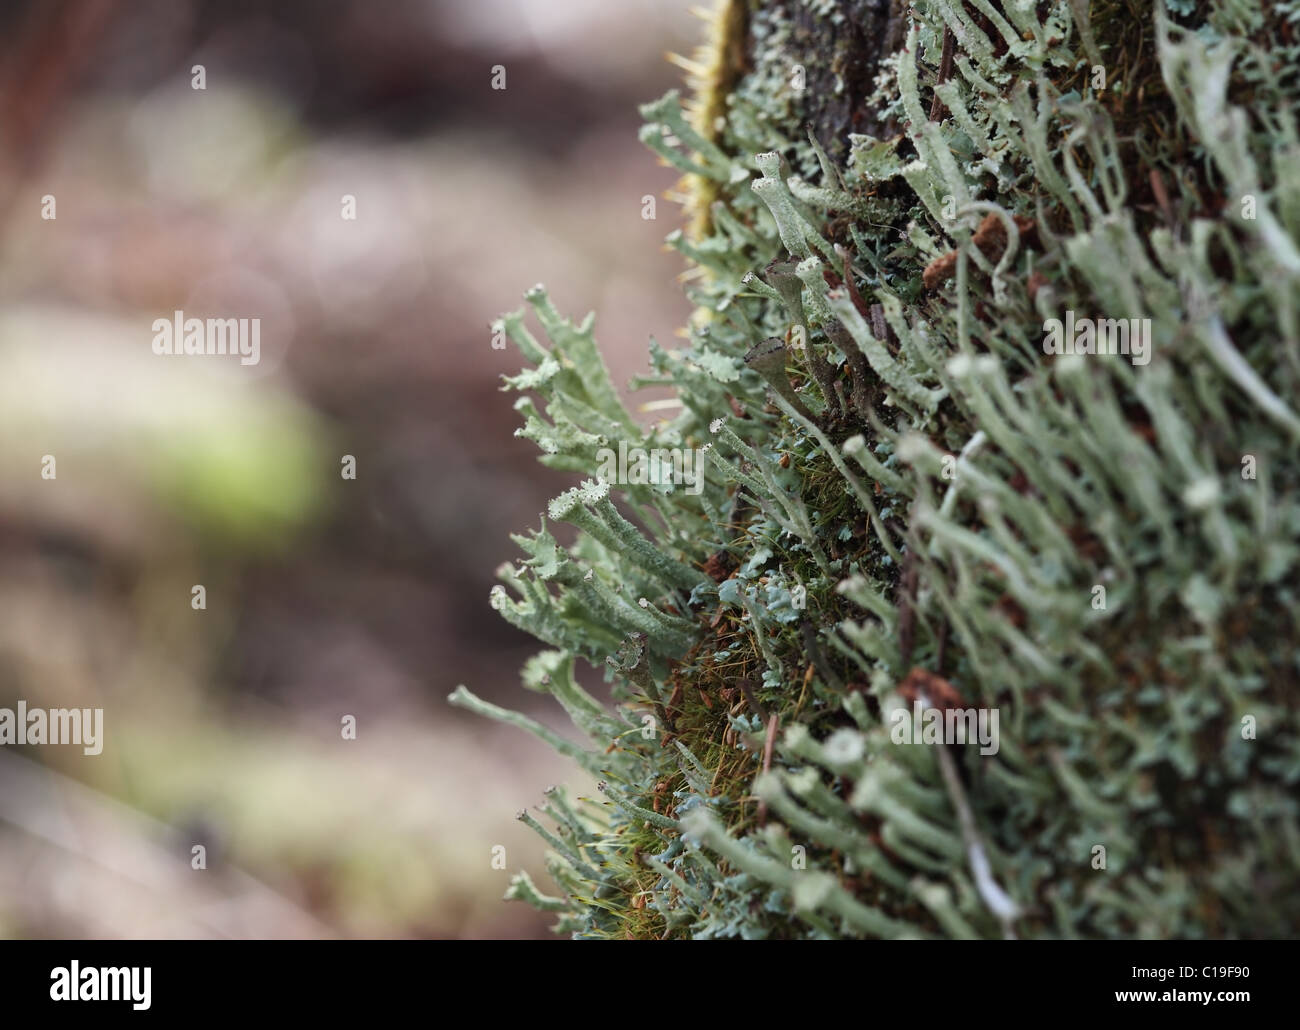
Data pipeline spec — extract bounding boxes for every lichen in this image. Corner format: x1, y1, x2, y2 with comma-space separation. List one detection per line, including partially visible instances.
452, 0, 1300, 939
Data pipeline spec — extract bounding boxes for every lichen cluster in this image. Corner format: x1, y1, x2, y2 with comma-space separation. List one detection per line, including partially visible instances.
451, 0, 1300, 938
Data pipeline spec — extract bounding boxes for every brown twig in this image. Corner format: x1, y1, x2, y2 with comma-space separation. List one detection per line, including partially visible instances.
896, 544, 918, 669
737, 677, 768, 723
757, 713, 779, 826
929, 25, 956, 122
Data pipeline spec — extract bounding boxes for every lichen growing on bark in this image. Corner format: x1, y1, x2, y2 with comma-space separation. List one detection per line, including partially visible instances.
452, 0, 1300, 939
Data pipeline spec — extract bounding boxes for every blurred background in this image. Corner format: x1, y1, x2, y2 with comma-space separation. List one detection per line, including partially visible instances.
0, 0, 697, 938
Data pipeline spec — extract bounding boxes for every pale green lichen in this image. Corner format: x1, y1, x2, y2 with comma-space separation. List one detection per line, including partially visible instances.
453, 0, 1300, 939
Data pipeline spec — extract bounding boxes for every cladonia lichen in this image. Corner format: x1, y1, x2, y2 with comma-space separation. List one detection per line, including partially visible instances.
452, 0, 1300, 939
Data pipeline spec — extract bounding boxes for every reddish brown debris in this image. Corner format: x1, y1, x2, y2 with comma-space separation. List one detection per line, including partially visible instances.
925, 214, 1040, 293
702, 551, 734, 583
666, 679, 684, 721
869, 302, 899, 355
973, 212, 1038, 262
842, 251, 872, 319
1065, 524, 1106, 563
898, 667, 967, 713
1017, 215, 1040, 250
1131, 420, 1157, 444
995, 594, 1028, 629
757, 712, 778, 826
1149, 168, 1173, 224
923, 250, 959, 291
929, 26, 956, 121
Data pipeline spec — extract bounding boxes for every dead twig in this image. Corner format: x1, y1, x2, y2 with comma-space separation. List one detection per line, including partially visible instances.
757, 713, 779, 826
928, 25, 956, 122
